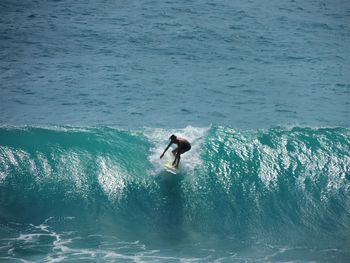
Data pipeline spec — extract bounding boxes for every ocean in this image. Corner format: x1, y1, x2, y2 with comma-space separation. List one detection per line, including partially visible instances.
1, 0, 350, 262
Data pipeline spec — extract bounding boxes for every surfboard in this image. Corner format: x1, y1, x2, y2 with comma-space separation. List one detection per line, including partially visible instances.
164, 161, 177, 175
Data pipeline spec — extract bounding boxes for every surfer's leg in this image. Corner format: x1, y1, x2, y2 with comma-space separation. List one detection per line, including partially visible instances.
172, 148, 178, 156
175, 155, 181, 168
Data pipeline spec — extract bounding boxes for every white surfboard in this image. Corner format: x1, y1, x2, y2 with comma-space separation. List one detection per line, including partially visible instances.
164, 161, 177, 175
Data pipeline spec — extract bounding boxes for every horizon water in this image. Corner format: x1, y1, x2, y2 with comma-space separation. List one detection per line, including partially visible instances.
1, 0, 350, 262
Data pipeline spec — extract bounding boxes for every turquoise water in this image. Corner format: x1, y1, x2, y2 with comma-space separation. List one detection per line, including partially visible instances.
1, 126, 350, 262
1, 0, 350, 262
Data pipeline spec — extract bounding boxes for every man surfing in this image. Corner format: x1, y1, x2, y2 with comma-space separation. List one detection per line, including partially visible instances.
160, 134, 191, 168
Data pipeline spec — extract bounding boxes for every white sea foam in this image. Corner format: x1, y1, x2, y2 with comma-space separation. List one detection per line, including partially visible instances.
97, 156, 127, 201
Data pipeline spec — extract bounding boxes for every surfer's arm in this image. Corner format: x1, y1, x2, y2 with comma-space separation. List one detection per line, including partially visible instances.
160, 142, 172, 159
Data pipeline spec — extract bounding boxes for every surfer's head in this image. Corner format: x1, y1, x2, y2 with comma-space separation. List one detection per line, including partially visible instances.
170, 134, 177, 142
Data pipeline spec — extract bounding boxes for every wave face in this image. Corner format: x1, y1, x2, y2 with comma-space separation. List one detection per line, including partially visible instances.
1, 126, 350, 261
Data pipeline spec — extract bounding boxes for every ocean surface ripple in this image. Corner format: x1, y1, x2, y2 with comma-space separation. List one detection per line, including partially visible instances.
0, 0, 349, 128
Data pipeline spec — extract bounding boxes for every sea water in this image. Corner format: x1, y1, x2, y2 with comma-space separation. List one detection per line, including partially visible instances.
1, 0, 350, 262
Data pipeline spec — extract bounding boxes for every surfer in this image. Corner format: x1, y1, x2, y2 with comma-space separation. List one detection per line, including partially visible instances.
160, 134, 191, 168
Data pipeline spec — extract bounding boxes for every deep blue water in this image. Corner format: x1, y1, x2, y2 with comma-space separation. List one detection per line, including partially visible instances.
0, 0, 349, 127
1, 0, 350, 262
